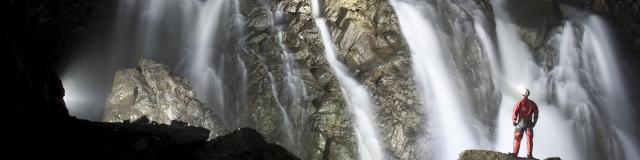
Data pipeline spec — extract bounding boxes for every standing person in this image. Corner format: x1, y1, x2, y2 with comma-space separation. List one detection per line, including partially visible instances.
512, 88, 539, 158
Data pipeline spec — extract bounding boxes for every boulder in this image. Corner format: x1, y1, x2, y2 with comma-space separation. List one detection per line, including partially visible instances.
103, 58, 227, 138
197, 128, 301, 160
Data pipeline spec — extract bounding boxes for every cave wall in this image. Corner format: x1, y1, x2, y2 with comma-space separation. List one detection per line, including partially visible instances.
7, 0, 116, 122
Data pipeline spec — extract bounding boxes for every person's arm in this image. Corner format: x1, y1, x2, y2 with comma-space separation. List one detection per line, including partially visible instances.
512, 102, 521, 126
532, 102, 539, 127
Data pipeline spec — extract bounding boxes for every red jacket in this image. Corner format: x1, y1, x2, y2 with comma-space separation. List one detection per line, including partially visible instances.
512, 97, 539, 126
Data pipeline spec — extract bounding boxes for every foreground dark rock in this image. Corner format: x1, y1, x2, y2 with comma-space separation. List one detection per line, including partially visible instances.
16, 117, 299, 160
458, 150, 561, 160
198, 127, 300, 160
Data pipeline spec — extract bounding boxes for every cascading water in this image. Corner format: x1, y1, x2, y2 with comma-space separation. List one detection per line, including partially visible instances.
392, 0, 639, 159
63, 0, 202, 120
188, 0, 228, 126
136, 0, 165, 57
185, 0, 249, 128
63, 0, 249, 127
311, 0, 385, 159
546, 16, 638, 159
390, 0, 481, 159
490, 0, 581, 159
579, 16, 640, 159
252, 51, 296, 154
224, 0, 250, 129
275, 2, 307, 125
273, 1, 307, 156
489, 0, 639, 159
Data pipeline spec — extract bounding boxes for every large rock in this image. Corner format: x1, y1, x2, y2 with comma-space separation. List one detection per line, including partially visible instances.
458, 150, 561, 160
103, 58, 227, 138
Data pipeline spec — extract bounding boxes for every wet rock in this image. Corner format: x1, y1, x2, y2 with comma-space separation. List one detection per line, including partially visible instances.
502, 0, 562, 47
103, 58, 228, 138
237, 0, 425, 158
321, 0, 427, 159
458, 150, 561, 160
433, 0, 502, 143
238, 0, 360, 159
532, 25, 565, 72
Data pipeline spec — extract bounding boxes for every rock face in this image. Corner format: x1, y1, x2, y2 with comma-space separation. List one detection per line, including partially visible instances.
103, 58, 227, 138
458, 150, 561, 160
321, 0, 423, 159
238, 0, 423, 159
238, 0, 361, 158
431, 0, 502, 143
237, 0, 504, 159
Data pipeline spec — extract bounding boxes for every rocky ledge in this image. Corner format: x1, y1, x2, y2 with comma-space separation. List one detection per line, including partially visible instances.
458, 150, 561, 160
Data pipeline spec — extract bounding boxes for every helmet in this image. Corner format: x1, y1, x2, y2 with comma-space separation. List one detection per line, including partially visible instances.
520, 88, 530, 97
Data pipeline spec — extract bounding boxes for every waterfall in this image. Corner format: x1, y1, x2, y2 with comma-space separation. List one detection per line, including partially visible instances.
474, 18, 501, 82
274, 1, 307, 156
181, 0, 249, 128
275, 2, 307, 124
252, 51, 296, 154
547, 17, 638, 159
311, 0, 386, 159
188, 0, 230, 128
226, 0, 249, 129
62, 0, 250, 126
490, 0, 581, 159
62, 0, 203, 120
136, 0, 165, 57
489, 0, 639, 159
582, 16, 640, 159
390, 0, 480, 159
